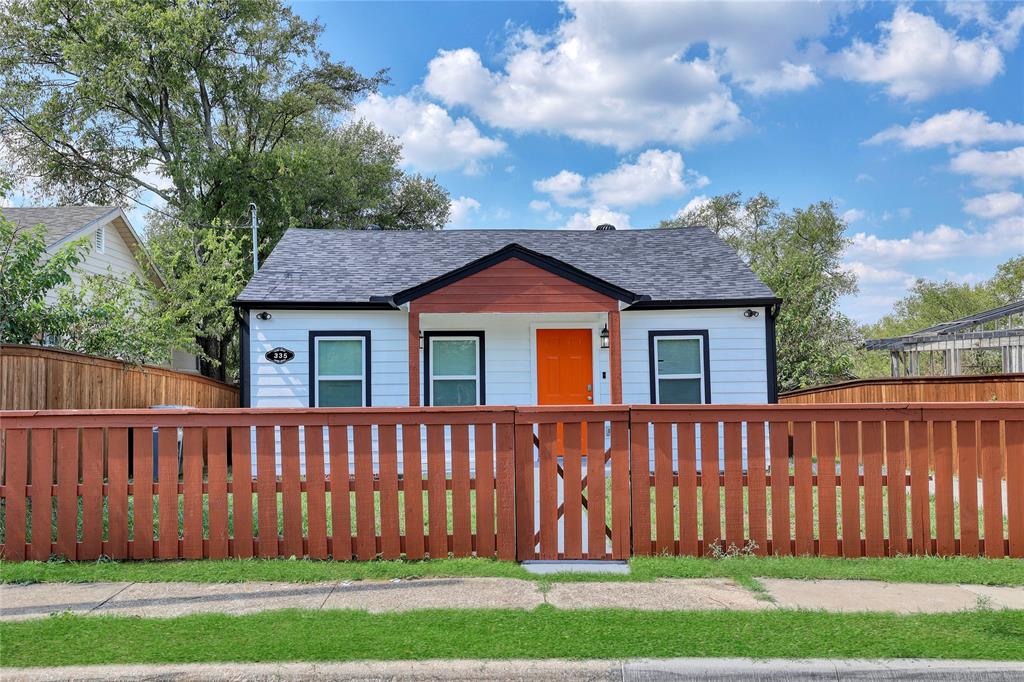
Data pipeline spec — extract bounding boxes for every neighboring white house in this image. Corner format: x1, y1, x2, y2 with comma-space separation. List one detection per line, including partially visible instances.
234, 225, 781, 409
2, 205, 199, 373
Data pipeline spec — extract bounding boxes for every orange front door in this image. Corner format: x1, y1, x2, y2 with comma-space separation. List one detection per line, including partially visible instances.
536, 329, 593, 405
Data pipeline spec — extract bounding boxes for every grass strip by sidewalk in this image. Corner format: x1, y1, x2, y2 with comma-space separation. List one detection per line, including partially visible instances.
2, 608, 1023, 667
3, 555, 1023, 586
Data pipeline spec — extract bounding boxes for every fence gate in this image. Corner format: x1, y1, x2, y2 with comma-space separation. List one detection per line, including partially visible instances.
513, 407, 631, 560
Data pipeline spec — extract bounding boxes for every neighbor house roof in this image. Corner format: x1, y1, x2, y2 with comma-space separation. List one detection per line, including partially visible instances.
236, 227, 779, 308
2, 206, 121, 247
1, 205, 164, 287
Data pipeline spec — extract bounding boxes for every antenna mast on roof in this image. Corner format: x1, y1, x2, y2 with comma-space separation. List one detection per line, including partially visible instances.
249, 203, 259, 274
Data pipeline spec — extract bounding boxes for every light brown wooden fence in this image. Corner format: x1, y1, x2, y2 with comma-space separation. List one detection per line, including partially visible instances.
1, 344, 238, 410
780, 374, 1024, 404
1, 403, 1021, 562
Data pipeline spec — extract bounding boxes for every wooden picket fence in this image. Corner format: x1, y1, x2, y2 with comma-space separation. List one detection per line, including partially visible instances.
0, 403, 1021, 562
629, 404, 1022, 558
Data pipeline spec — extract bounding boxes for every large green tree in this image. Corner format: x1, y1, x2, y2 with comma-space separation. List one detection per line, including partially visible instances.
0, 0, 450, 378
662, 192, 859, 391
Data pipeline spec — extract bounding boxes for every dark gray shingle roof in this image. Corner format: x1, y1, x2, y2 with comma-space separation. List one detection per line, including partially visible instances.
236, 227, 777, 305
1, 206, 119, 246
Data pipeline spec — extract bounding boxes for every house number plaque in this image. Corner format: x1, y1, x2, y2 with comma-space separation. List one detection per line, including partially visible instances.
265, 347, 295, 364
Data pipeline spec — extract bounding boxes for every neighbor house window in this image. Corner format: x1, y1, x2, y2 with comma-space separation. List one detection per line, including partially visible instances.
425, 332, 484, 406
310, 331, 371, 407
648, 331, 710, 404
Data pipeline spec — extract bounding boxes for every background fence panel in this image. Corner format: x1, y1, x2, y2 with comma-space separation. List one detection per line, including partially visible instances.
1, 344, 238, 410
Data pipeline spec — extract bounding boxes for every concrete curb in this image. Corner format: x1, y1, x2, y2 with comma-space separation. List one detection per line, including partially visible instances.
4, 658, 1024, 681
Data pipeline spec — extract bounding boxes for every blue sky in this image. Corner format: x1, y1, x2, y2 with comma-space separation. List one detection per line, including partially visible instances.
293, 1, 1024, 323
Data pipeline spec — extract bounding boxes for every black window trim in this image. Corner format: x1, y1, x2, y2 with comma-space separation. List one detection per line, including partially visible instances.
308, 330, 372, 407
648, 329, 712, 405
423, 331, 486, 406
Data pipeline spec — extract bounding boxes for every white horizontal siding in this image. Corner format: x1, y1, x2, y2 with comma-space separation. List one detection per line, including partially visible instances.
43, 222, 147, 305
619, 308, 769, 405
420, 312, 610, 406
249, 308, 769, 408
249, 309, 409, 408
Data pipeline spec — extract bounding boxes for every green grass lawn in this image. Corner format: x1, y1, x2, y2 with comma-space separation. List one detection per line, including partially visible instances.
3, 554, 1022, 586
2, 608, 1022, 667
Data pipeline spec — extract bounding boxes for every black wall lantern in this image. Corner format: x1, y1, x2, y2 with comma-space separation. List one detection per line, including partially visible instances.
600, 324, 610, 349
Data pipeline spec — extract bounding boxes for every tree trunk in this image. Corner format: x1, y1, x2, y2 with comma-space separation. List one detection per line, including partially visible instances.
198, 335, 226, 382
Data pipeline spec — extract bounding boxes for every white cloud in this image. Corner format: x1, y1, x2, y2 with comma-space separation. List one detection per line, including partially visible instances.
842, 208, 865, 224
422, 1, 842, 150
847, 221, 1024, 266
950, 147, 1024, 183
447, 196, 481, 227
532, 170, 586, 207
354, 94, 505, 174
945, 2, 1024, 50
564, 205, 632, 231
843, 261, 915, 287
675, 194, 712, 219
528, 199, 561, 222
743, 61, 820, 96
535, 150, 706, 211
963, 191, 1024, 219
866, 109, 1024, 148
587, 150, 706, 208
832, 7, 1009, 100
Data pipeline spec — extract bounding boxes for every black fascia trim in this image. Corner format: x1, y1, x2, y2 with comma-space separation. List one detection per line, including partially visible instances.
234, 300, 398, 311
648, 330, 712, 405
391, 243, 640, 305
237, 308, 250, 408
308, 330, 372, 407
765, 303, 780, 403
422, 331, 486, 407
627, 297, 782, 311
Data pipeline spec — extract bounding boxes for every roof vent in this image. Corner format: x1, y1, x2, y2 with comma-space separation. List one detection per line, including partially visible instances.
595, 223, 616, 231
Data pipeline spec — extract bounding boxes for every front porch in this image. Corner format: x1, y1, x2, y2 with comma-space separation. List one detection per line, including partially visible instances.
402, 249, 625, 408
411, 312, 622, 407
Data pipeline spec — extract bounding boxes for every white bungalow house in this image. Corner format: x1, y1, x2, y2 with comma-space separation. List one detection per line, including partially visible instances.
2, 206, 198, 373
234, 225, 780, 409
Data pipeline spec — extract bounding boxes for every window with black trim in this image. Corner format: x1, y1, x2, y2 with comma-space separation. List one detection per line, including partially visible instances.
310, 331, 371, 407
649, 331, 710, 404
425, 332, 485, 406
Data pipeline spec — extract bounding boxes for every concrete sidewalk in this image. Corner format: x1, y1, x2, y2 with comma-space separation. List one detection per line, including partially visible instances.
2, 578, 1022, 621
4, 658, 1024, 681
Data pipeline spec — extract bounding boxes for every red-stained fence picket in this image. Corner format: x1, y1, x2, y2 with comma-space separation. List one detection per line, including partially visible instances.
0, 406, 517, 561
629, 403, 1023, 558
0, 403, 1020, 561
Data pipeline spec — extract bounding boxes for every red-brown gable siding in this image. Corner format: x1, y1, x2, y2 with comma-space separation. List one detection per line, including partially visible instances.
409, 257, 619, 313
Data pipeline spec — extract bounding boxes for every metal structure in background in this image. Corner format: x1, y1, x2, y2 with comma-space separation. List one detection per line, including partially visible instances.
865, 300, 1024, 378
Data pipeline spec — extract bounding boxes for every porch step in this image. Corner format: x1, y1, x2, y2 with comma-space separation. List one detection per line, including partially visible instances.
521, 560, 630, 575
